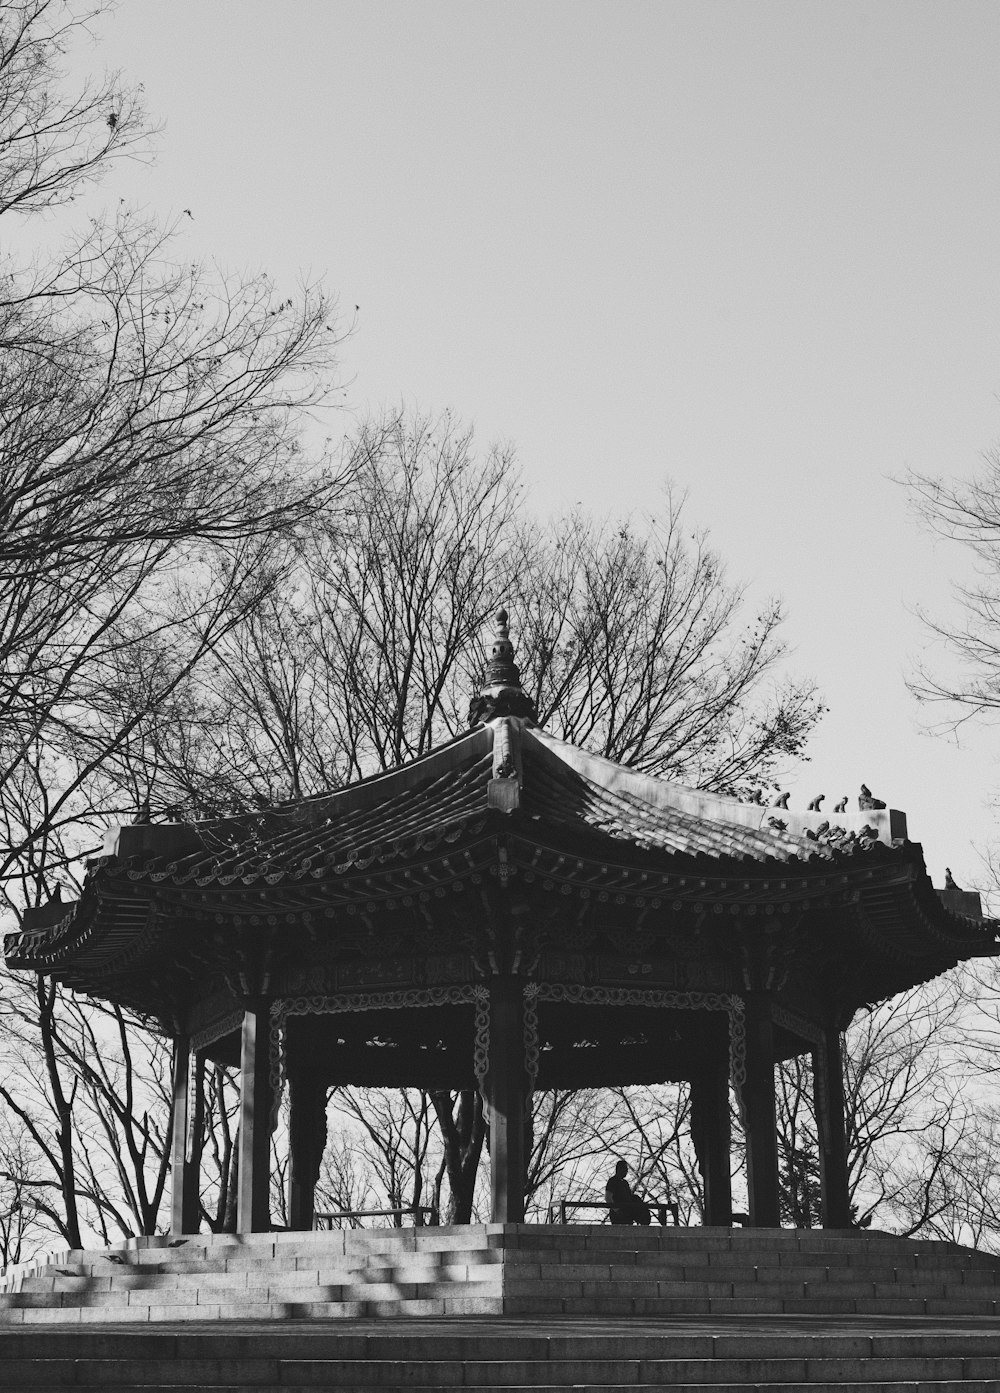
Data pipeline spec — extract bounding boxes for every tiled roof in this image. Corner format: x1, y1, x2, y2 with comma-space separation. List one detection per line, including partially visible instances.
140, 734, 496, 889
6, 717, 995, 985
522, 730, 894, 867
97, 722, 914, 887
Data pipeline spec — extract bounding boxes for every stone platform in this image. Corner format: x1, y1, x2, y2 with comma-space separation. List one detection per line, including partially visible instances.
4, 1224, 1000, 1323
1, 1226, 1000, 1388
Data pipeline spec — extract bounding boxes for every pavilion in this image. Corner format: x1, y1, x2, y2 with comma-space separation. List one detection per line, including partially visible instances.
6, 612, 996, 1235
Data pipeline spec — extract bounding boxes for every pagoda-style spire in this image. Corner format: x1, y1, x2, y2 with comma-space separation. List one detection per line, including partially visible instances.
468, 607, 538, 728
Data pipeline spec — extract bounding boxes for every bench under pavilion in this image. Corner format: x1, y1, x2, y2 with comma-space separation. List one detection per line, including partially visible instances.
6, 612, 996, 1236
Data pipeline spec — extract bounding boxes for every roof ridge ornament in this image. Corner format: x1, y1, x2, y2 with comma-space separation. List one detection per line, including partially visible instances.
468, 606, 539, 728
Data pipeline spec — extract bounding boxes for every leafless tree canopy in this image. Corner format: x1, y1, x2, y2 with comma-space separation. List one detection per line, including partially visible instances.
0, 2, 350, 892
907, 459, 1000, 724
0, 0, 148, 217
107, 410, 823, 829
512, 500, 821, 790
0, 975, 173, 1248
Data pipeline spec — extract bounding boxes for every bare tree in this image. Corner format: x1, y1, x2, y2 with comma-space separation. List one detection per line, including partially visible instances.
844, 980, 970, 1230
329, 1088, 438, 1225
430, 1089, 486, 1225
510, 496, 821, 792
898, 1101, 1000, 1251
0, 2, 350, 887
907, 460, 1000, 726
0, 219, 347, 881
0, 1122, 37, 1264
775, 1056, 823, 1228
524, 1089, 632, 1220
608, 1085, 705, 1224
126, 416, 822, 815
0, 975, 173, 1247
306, 410, 520, 778
0, 0, 149, 218
198, 1063, 240, 1234
0, 0, 356, 1254
315, 1129, 383, 1227
768, 977, 976, 1237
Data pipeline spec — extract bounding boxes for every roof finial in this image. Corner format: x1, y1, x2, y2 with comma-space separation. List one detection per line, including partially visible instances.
468, 606, 539, 728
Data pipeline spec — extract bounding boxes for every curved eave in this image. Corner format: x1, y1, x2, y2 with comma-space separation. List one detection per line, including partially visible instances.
7, 719, 997, 986
6, 886, 157, 983
8, 826, 994, 990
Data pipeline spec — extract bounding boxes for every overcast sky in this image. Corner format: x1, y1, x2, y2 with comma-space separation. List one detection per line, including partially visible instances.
59, 0, 1000, 889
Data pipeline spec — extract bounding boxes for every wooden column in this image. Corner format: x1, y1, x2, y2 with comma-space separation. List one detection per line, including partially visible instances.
169, 1034, 191, 1234
288, 1068, 328, 1232
813, 1024, 851, 1228
485, 976, 527, 1223
181, 1049, 206, 1233
690, 1047, 732, 1225
742, 993, 781, 1227
237, 998, 273, 1233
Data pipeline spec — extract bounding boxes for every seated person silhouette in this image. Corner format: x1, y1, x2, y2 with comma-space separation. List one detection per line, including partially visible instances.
605, 1159, 651, 1226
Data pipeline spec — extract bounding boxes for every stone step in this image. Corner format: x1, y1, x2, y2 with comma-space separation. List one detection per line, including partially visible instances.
58, 1253, 997, 1275
0, 1357, 997, 1381
30, 1256, 998, 1285
8, 1241, 1000, 1301
7, 1296, 1000, 1323
10, 1275, 505, 1303
502, 1295, 1000, 1317
52, 1226, 974, 1257
12, 1353, 989, 1381
21, 1262, 504, 1291
0, 1327, 999, 1390
29, 1231, 995, 1276
2, 1326, 1000, 1358
10, 1268, 999, 1298
30, 1271, 998, 1292
53, 1253, 498, 1275
502, 1227, 958, 1248
6, 1373, 1000, 1392
31, 1268, 995, 1293
0, 1325, 993, 1349
15, 1386, 1000, 1393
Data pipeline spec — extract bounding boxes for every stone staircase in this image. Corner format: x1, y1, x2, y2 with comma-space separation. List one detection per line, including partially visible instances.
502, 1225, 1000, 1319
0, 1225, 504, 1322
0, 1321, 999, 1389
5, 1224, 999, 1322
1, 1226, 1000, 1387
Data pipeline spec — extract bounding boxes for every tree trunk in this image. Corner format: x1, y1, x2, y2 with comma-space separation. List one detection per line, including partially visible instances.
37, 979, 83, 1250
223, 1141, 239, 1234
431, 1089, 485, 1224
